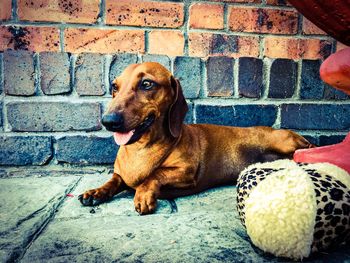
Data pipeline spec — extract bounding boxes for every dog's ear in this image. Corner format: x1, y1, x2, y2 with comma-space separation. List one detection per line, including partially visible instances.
168, 77, 188, 138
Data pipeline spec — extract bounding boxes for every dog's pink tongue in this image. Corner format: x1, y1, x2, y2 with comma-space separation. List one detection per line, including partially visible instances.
113, 130, 135, 145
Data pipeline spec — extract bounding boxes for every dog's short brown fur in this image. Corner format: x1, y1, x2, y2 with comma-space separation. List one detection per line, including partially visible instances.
79, 62, 312, 214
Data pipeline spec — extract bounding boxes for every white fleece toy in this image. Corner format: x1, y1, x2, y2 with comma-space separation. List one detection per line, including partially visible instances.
237, 159, 350, 260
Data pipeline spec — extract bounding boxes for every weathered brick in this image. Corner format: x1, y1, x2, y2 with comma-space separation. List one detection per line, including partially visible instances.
269, 59, 297, 98
238, 57, 263, 98
184, 102, 193, 124
0, 136, 52, 165
206, 56, 234, 97
0, 0, 11, 20
265, 0, 291, 5
195, 104, 277, 127
18, 0, 99, 23
264, 37, 332, 60
188, 33, 259, 58
0, 26, 60, 52
300, 60, 324, 100
109, 53, 139, 92
142, 54, 171, 70
323, 85, 350, 100
173, 57, 201, 99
228, 7, 298, 34
40, 52, 70, 95
189, 3, 224, 30
336, 42, 349, 52
281, 104, 350, 130
302, 18, 327, 35
106, 0, 184, 28
64, 28, 144, 54
3, 50, 35, 96
7, 102, 101, 132
148, 30, 184, 57
56, 136, 118, 164
75, 53, 105, 96
319, 135, 346, 146
0, 102, 3, 128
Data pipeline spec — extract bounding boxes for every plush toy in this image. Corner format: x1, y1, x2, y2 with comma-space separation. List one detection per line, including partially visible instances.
236, 159, 350, 260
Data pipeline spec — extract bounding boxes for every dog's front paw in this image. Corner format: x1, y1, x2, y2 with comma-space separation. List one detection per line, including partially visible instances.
78, 188, 111, 206
134, 190, 157, 215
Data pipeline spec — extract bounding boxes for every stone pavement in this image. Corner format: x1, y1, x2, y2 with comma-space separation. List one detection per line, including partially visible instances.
0, 167, 349, 263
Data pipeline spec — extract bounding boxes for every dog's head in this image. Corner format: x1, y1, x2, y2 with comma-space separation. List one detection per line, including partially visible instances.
103, 62, 188, 145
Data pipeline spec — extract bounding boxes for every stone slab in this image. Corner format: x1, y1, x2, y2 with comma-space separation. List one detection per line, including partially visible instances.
56, 174, 174, 219
0, 176, 80, 262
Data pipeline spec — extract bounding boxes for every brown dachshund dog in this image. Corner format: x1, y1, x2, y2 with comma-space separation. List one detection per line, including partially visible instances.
79, 62, 312, 215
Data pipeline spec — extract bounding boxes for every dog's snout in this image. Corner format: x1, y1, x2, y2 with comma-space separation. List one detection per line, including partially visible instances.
102, 113, 124, 131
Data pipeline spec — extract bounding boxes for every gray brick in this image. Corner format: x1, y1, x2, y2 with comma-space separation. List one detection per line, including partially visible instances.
184, 102, 193, 124
0, 102, 2, 128
109, 53, 138, 93
281, 104, 350, 130
239, 57, 263, 98
0, 136, 52, 165
300, 60, 324, 100
75, 53, 105, 96
268, 59, 297, 98
40, 52, 70, 95
173, 57, 201, 99
323, 85, 350, 100
195, 104, 277, 127
142, 54, 171, 70
56, 136, 118, 164
7, 102, 101, 132
3, 50, 35, 96
210, 34, 238, 55
207, 56, 234, 97
0, 53, 3, 94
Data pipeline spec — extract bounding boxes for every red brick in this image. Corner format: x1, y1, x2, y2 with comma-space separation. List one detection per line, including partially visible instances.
106, 0, 183, 28
210, 0, 261, 2
302, 18, 327, 35
266, 0, 291, 6
189, 3, 224, 30
0, 0, 11, 20
188, 32, 259, 58
264, 36, 332, 59
0, 26, 60, 52
336, 42, 349, 52
228, 7, 298, 34
148, 30, 184, 56
18, 0, 99, 24
64, 28, 144, 54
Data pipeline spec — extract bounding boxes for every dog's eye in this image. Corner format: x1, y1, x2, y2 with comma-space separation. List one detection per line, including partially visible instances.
140, 79, 154, 90
111, 83, 118, 93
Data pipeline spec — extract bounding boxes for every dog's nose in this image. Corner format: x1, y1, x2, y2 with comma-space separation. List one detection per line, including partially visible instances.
102, 113, 124, 131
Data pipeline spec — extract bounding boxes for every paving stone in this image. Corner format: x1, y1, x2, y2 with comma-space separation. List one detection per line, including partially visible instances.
207, 56, 234, 96
0, 176, 79, 262
195, 104, 277, 127
142, 54, 171, 70
281, 104, 350, 130
75, 53, 105, 96
268, 59, 297, 98
57, 174, 173, 219
239, 57, 263, 98
56, 135, 119, 164
7, 102, 101, 132
3, 50, 35, 96
40, 52, 71, 95
0, 136, 52, 165
173, 56, 201, 99
300, 60, 324, 100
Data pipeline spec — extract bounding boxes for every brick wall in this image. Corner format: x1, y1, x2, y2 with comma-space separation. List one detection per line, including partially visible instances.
0, 0, 349, 166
